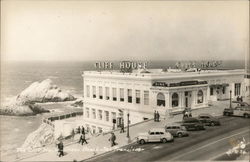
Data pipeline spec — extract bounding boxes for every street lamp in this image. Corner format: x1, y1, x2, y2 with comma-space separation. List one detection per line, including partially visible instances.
127, 113, 130, 138
229, 90, 232, 109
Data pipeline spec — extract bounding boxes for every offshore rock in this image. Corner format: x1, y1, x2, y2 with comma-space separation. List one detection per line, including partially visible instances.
16, 79, 75, 104
0, 79, 75, 116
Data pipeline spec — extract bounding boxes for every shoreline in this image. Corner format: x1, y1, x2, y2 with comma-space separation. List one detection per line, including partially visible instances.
0, 101, 83, 161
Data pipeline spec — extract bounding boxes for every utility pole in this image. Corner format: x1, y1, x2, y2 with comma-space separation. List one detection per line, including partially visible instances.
127, 113, 130, 138
229, 90, 232, 108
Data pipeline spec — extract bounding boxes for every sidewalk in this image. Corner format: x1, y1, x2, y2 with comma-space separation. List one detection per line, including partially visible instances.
20, 100, 230, 161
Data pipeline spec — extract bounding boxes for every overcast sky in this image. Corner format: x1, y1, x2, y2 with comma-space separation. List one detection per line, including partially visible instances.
1, 0, 249, 62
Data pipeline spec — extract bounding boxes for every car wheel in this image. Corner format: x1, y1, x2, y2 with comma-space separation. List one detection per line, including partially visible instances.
140, 139, 145, 144
177, 133, 183, 137
211, 122, 215, 126
162, 138, 167, 143
244, 114, 249, 118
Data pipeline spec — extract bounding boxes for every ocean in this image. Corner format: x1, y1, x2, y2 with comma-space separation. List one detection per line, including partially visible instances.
0, 60, 245, 159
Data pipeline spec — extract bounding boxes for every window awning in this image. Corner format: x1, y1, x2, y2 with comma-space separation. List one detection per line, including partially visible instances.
210, 83, 229, 87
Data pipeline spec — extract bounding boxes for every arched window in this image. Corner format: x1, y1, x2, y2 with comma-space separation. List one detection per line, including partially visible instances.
172, 93, 179, 107
197, 90, 203, 103
157, 93, 165, 106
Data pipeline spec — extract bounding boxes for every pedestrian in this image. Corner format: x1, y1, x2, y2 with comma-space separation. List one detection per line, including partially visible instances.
81, 126, 85, 135
71, 129, 75, 141
80, 133, 88, 145
156, 111, 160, 122
57, 141, 64, 157
120, 123, 125, 133
182, 109, 186, 119
109, 132, 116, 147
188, 110, 192, 117
240, 96, 243, 102
154, 110, 157, 122
184, 111, 189, 118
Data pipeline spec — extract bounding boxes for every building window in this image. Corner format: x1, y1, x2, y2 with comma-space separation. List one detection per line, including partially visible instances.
105, 87, 110, 100
136, 90, 140, 104
86, 124, 90, 133
234, 83, 241, 96
98, 127, 103, 133
86, 85, 90, 97
120, 88, 124, 102
92, 126, 96, 134
92, 86, 96, 98
112, 88, 117, 101
99, 86, 103, 99
157, 93, 165, 106
92, 109, 96, 119
128, 89, 132, 103
105, 111, 109, 122
172, 93, 179, 107
210, 87, 214, 96
111, 112, 116, 120
98, 110, 102, 120
197, 90, 203, 104
144, 91, 149, 105
86, 108, 89, 118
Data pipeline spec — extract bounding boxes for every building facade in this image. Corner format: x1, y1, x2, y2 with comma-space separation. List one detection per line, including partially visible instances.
82, 68, 246, 133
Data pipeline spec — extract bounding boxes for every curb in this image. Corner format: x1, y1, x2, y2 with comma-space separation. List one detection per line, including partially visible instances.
82, 141, 137, 162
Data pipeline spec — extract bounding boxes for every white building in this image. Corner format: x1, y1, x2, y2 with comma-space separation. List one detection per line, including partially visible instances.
82, 68, 246, 133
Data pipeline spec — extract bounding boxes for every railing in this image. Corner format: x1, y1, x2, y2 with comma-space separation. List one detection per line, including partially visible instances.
42, 111, 83, 129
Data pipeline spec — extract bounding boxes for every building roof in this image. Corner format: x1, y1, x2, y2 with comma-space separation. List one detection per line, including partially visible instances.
82, 69, 245, 81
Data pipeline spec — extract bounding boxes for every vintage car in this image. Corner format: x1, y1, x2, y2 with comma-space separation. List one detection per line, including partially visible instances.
137, 128, 174, 144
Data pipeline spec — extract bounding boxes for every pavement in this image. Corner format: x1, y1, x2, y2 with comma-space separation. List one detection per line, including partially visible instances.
87, 116, 250, 162
18, 99, 247, 161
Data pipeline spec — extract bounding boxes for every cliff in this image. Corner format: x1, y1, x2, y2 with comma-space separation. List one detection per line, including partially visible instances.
20, 123, 54, 151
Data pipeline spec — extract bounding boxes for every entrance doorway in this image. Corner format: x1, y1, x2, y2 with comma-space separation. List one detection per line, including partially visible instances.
185, 91, 191, 108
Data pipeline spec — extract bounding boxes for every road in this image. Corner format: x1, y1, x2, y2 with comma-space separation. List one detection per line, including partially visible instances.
85, 116, 250, 161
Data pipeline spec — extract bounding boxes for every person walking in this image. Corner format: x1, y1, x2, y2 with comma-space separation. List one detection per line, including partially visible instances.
120, 123, 125, 133
57, 141, 64, 157
184, 111, 189, 118
154, 110, 157, 122
188, 110, 192, 117
80, 133, 88, 145
81, 133, 88, 145
156, 111, 160, 122
81, 126, 85, 135
109, 132, 116, 147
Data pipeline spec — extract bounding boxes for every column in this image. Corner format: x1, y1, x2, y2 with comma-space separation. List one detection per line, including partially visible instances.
124, 88, 128, 103
165, 92, 170, 109
191, 90, 197, 108
169, 92, 172, 108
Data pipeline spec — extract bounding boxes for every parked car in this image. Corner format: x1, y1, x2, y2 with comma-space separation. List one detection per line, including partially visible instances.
181, 117, 205, 131
165, 124, 189, 137
137, 128, 174, 144
233, 106, 250, 118
197, 114, 221, 126
223, 108, 234, 116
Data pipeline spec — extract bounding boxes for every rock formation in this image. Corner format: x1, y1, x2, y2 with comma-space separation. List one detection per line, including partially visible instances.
20, 123, 54, 151
0, 79, 75, 116
16, 79, 75, 104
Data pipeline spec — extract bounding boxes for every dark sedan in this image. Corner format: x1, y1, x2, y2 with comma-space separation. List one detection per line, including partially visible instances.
197, 114, 221, 126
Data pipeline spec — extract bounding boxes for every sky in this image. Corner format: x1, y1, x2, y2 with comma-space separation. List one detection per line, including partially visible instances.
1, 0, 249, 62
